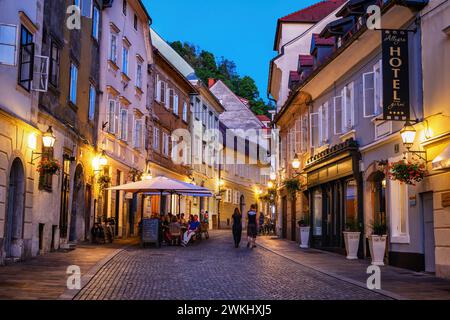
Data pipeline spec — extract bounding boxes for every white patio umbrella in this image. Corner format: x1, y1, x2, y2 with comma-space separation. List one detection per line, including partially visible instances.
107, 175, 213, 196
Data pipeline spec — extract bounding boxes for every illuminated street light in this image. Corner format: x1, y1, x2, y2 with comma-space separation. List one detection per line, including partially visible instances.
400, 121, 417, 150
42, 126, 56, 148
292, 154, 301, 170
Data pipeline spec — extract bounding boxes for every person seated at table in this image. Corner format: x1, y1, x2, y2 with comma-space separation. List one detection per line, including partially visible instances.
161, 215, 171, 243
180, 213, 186, 224
181, 215, 200, 246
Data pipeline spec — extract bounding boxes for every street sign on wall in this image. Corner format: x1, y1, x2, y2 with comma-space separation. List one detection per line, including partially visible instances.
382, 29, 410, 121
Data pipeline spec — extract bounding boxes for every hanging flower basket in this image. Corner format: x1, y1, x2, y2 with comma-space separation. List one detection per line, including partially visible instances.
98, 174, 112, 191
37, 159, 61, 176
284, 178, 301, 200
388, 160, 426, 186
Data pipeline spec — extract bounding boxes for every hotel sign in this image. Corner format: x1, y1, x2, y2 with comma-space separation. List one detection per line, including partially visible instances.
382, 30, 410, 121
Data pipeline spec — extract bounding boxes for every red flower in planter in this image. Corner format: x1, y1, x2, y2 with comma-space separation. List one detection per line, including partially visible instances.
37, 159, 61, 176
388, 160, 426, 186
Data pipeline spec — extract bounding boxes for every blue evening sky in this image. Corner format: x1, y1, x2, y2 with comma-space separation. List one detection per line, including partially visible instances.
143, 0, 317, 101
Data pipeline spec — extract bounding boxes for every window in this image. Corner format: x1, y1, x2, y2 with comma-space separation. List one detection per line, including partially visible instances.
389, 178, 409, 243
333, 95, 343, 135
92, 5, 99, 40
310, 112, 319, 148
122, 46, 129, 75
300, 114, 308, 152
153, 127, 160, 151
136, 62, 142, 88
80, 0, 92, 17
374, 60, 382, 115
0, 24, 17, 65
159, 81, 166, 104
313, 190, 322, 236
110, 33, 117, 63
319, 102, 329, 145
107, 100, 116, 133
49, 40, 60, 86
194, 98, 200, 119
69, 63, 78, 104
168, 88, 174, 109
133, 119, 143, 149
342, 82, 354, 131
182, 102, 188, 122
18, 25, 34, 91
134, 14, 138, 31
122, 0, 127, 15
363, 71, 375, 117
202, 105, 207, 125
162, 132, 170, 156
173, 94, 179, 115
88, 85, 96, 121
119, 108, 127, 141
345, 180, 358, 224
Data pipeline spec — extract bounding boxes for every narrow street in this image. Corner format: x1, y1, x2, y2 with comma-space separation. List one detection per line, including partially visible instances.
73, 231, 387, 300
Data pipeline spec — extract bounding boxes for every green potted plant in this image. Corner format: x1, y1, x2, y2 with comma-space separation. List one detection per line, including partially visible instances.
298, 213, 310, 249
369, 217, 388, 266
284, 178, 301, 200
343, 217, 360, 260
388, 160, 426, 186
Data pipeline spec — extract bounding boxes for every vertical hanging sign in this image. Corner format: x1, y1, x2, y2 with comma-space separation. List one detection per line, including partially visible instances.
382, 30, 410, 120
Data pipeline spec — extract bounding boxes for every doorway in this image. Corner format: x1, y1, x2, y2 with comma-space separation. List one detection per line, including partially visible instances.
4, 158, 25, 258
69, 165, 85, 242
422, 192, 435, 273
291, 196, 297, 241
84, 184, 92, 240
239, 195, 245, 216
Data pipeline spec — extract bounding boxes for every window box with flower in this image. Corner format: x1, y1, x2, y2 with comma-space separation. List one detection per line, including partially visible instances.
388, 160, 426, 186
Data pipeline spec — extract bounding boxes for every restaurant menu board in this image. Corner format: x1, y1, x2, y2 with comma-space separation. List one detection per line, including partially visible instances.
142, 218, 160, 246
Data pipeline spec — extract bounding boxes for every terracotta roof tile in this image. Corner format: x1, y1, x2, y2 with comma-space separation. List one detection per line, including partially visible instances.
279, 0, 347, 23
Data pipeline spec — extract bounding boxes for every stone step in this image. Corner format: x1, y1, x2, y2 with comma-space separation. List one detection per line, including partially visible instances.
60, 242, 77, 251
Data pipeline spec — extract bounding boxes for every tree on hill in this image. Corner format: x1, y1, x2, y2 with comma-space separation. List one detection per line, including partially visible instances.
170, 41, 272, 116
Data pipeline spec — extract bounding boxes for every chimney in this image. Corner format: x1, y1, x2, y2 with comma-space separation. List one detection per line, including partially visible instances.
208, 78, 216, 88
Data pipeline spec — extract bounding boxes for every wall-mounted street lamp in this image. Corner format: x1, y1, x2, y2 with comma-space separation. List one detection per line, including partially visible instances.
93, 150, 108, 172
142, 166, 153, 181
400, 121, 427, 161
31, 126, 56, 164
267, 180, 275, 189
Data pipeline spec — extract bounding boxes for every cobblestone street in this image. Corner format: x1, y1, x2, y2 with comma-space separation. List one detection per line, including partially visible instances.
74, 231, 388, 300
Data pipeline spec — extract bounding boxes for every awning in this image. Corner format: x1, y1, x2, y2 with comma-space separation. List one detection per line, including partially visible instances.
143, 192, 213, 197
432, 143, 450, 170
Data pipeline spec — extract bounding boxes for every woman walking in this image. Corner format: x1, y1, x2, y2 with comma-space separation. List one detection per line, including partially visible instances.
246, 204, 258, 249
232, 208, 242, 248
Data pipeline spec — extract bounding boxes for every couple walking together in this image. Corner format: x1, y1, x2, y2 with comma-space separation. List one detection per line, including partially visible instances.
232, 204, 258, 249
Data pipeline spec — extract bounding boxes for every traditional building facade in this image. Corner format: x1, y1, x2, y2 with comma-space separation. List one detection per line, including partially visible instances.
98, 0, 152, 238
0, 0, 44, 263
272, 0, 444, 275
209, 80, 270, 229
147, 29, 197, 217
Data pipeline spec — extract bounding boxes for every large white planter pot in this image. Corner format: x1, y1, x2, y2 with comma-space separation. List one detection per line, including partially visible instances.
369, 235, 387, 266
299, 227, 310, 249
343, 231, 360, 260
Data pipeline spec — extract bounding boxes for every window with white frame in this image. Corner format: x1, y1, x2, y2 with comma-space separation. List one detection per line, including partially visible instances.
363, 71, 375, 117
342, 82, 354, 132
301, 114, 308, 152
173, 94, 179, 115
319, 102, 329, 145
333, 95, 343, 135
182, 102, 188, 122
107, 99, 116, 133
119, 108, 128, 141
69, 63, 78, 104
310, 112, 319, 148
389, 178, 410, 243
224, 189, 232, 203
0, 24, 17, 65
110, 33, 117, 64
92, 5, 99, 40
136, 62, 142, 88
153, 126, 160, 151
202, 105, 208, 125
122, 46, 129, 75
374, 60, 382, 115
159, 80, 166, 104
88, 85, 96, 121
162, 132, 170, 156
49, 40, 60, 87
295, 118, 301, 153
133, 119, 143, 149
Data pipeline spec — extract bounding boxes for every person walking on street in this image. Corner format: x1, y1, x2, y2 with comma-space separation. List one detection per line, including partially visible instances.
232, 208, 242, 248
247, 204, 258, 249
